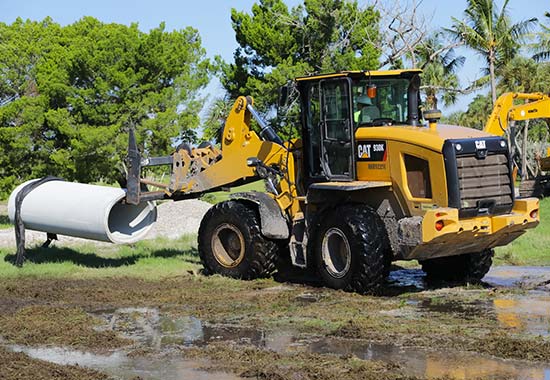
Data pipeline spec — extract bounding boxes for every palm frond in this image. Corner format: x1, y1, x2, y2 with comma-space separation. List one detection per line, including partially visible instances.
467, 74, 490, 90
533, 50, 550, 62
509, 17, 538, 40
445, 55, 466, 73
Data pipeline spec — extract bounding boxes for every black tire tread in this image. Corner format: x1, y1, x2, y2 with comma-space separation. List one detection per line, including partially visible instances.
421, 249, 494, 283
315, 205, 388, 294
198, 200, 278, 280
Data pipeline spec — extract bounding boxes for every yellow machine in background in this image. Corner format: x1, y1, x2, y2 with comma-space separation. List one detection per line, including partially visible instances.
485, 92, 550, 196
126, 70, 539, 294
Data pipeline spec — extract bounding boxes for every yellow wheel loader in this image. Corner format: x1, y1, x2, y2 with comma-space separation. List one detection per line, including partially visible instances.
126, 69, 539, 293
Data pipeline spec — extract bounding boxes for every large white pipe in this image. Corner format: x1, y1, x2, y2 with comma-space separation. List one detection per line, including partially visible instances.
8, 180, 157, 244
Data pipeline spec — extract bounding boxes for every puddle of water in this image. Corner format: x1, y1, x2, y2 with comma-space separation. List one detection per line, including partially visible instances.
416, 298, 486, 316
306, 338, 550, 380
10, 345, 241, 380
387, 266, 550, 291
414, 292, 550, 337
388, 266, 550, 337
484, 266, 550, 289
387, 268, 426, 290
492, 293, 550, 336
96, 307, 205, 348
8, 304, 550, 380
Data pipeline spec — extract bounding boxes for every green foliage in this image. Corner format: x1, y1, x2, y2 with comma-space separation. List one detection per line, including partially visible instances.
442, 59, 550, 136
497, 58, 550, 140
416, 32, 465, 109
0, 17, 210, 198
447, 0, 537, 105
219, 0, 380, 114
440, 111, 465, 126
495, 197, 550, 266
498, 57, 550, 94
532, 12, 550, 62
201, 97, 233, 143
444, 94, 492, 130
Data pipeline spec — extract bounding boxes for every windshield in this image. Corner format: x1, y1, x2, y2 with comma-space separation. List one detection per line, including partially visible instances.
352, 78, 410, 126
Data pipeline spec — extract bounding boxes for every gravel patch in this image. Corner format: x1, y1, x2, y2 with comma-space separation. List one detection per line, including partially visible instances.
147, 199, 212, 239
0, 199, 212, 249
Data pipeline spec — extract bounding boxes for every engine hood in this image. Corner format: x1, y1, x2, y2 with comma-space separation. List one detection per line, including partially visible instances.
354, 123, 495, 152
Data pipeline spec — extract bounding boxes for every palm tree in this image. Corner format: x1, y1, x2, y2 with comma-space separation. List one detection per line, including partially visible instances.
447, 0, 537, 106
415, 32, 465, 110
201, 97, 234, 144
532, 12, 550, 62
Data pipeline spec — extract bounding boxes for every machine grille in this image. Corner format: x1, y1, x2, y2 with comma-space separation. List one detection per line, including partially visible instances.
456, 153, 513, 213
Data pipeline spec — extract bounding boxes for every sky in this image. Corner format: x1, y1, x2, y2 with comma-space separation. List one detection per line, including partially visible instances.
0, 0, 548, 114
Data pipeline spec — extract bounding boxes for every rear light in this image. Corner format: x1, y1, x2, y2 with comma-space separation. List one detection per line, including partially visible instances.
530, 209, 539, 219
435, 220, 444, 231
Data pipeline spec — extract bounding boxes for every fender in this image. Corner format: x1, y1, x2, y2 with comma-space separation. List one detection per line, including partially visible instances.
230, 191, 289, 239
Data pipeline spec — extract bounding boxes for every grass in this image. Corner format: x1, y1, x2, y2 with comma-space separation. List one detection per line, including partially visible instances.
200, 180, 265, 204
0, 235, 201, 280
494, 197, 550, 266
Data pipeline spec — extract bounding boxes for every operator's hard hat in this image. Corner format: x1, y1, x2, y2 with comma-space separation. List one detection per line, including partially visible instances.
356, 95, 372, 105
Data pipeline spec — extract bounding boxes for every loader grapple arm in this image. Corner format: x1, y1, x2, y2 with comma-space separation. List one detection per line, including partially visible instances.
124, 96, 297, 214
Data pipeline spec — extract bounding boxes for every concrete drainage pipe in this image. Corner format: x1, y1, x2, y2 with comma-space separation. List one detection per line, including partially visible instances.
8, 180, 157, 244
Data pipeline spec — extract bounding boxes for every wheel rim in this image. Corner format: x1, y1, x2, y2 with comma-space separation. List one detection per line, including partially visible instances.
211, 223, 245, 268
321, 227, 352, 278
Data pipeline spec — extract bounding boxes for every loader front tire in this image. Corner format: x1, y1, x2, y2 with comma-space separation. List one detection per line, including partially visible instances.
314, 205, 388, 294
198, 200, 278, 279
420, 249, 494, 284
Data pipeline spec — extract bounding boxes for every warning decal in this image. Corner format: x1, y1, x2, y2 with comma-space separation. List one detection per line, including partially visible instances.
356, 141, 387, 161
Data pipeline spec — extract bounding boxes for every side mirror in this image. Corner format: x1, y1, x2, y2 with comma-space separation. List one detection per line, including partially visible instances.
278, 85, 289, 108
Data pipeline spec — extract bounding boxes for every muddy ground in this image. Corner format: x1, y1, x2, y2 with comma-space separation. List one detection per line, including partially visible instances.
0, 266, 550, 380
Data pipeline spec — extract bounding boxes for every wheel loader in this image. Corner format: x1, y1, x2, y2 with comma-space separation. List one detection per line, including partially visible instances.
125, 69, 540, 293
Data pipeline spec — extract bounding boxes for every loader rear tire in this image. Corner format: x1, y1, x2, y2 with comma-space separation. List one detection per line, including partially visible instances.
198, 200, 278, 280
314, 205, 388, 294
420, 249, 494, 284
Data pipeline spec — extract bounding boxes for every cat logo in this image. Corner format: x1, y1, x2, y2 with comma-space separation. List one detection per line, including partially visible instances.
475, 140, 486, 149
356, 141, 387, 162
357, 144, 371, 159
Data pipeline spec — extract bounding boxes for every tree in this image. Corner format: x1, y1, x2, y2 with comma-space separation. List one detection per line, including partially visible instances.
498, 57, 550, 179
0, 17, 210, 198
221, 0, 380, 113
415, 32, 465, 109
455, 94, 492, 130
498, 56, 550, 94
532, 12, 550, 62
373, 0, 430, 69
201, 97, 233, 143
447, 0, 537, 106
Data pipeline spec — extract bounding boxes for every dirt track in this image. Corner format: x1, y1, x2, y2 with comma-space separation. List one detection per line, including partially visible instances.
0, 266, 549, 380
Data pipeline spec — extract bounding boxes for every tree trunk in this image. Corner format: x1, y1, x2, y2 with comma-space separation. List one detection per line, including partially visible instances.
521, 120, 529, 180
489, 51, 497, 106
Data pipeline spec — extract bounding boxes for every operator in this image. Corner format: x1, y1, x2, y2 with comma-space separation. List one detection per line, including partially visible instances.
354, 95, 380, 124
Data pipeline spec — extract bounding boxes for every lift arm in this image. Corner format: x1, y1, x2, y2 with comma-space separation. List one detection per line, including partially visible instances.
126, 96, 298, 215
484, 92, 550, 136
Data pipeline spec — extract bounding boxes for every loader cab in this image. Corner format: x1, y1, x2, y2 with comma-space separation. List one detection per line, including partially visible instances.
296, 70, 422, 185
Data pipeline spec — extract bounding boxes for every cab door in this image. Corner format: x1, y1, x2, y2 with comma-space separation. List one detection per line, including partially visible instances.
319, 78, 355, 180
